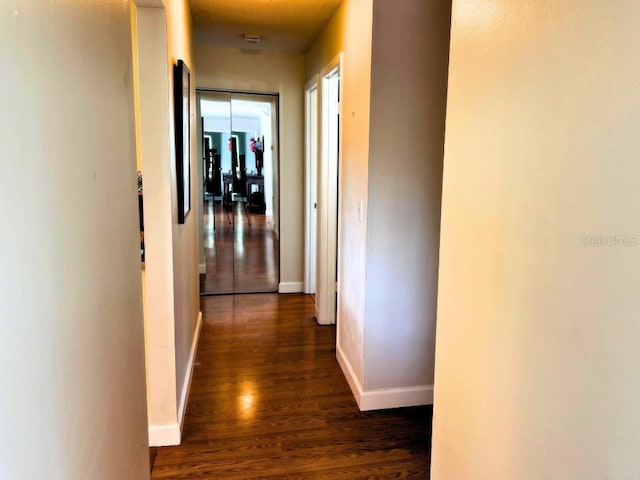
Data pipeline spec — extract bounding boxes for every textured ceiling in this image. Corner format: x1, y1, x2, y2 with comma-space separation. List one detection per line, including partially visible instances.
191, 0, 343, 52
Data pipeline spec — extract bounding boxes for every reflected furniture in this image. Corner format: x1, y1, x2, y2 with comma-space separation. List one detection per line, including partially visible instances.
246, 174, 266, 214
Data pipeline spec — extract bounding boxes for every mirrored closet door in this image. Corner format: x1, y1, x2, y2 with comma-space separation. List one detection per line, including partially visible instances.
197, 90, 280, 295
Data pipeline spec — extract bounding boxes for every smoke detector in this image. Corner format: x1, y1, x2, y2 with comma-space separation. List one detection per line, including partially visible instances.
243, 34, 262, 45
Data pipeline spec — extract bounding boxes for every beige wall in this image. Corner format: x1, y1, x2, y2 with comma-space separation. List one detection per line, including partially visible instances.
165, 0, 200, 419
134, 5, 178, 432
193, 41, 306, 286
432, 1, 640, 478
0, 0, 149, 477
133, 0, 199, 445
306, 0, 373, 398
305, 2, 346, 79
131, 3, 143, 172
364, 0, 451, 393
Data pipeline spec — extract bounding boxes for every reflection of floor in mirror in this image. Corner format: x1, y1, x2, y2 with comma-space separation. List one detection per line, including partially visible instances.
200, 198, 279, 294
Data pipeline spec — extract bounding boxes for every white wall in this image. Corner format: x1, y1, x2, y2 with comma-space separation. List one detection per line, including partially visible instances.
261, 105, 275, 218
194, 41, 305, 287
432, 1, 640, 478
0, 0, 149, 478
363, 0, 451, 397
202, 117, 230, 132
306, 0, 373, 405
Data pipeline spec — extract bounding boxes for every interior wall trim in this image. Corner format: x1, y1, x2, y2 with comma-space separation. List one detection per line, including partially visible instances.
359, 385, 434, 411
196, 87, 279, 97
278, 282, 304, 293
337, 344, 433, 411
336, 343, 363, 406
149, 311, 202, 447
178, 311, 203, 430
148, 423, 180, 447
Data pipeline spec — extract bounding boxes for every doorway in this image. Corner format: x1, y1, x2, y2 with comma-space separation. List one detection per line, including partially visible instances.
315, 55, 342, 325
196, 90, 280, 295
304, 77, 319, 295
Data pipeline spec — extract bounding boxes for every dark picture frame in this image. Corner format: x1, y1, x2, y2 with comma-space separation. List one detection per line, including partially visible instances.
174, 59, 191, 224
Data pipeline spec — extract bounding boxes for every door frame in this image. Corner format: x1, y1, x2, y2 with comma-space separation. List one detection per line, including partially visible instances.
304, 75, 320, 294
316, 53, 343, 325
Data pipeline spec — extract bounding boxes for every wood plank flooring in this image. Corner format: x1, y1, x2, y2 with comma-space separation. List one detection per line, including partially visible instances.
150, 294, 432, 479
200, 199, 279, 295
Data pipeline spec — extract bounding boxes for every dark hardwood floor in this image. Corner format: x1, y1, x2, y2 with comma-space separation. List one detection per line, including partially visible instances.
150, 294, 432, 479
200, 198, 279, 295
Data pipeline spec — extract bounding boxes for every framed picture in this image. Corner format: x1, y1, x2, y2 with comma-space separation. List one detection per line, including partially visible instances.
174, 59, 191, 224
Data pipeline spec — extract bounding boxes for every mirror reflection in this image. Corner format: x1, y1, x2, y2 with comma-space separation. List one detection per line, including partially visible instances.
197, 90, 280, 295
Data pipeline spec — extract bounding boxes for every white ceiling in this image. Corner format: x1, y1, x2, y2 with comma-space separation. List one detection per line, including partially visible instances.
191, 0, 343, 52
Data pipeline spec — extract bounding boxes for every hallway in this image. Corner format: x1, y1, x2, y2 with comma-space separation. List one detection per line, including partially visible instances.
150, 294, 431, 478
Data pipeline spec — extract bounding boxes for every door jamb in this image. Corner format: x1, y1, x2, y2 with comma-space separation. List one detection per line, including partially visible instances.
316, 52, 343, 326
304, 75, 320, 294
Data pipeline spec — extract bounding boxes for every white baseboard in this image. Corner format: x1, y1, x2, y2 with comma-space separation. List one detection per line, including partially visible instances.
336, 344, 433, 411
278, 282, 304, 293
148, 423, 180, 447
198, 263, 206, 274
336, 344, 364, 407
148, 311, 202, 447
359, 384, 433, 411
178, 311, 202, 429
